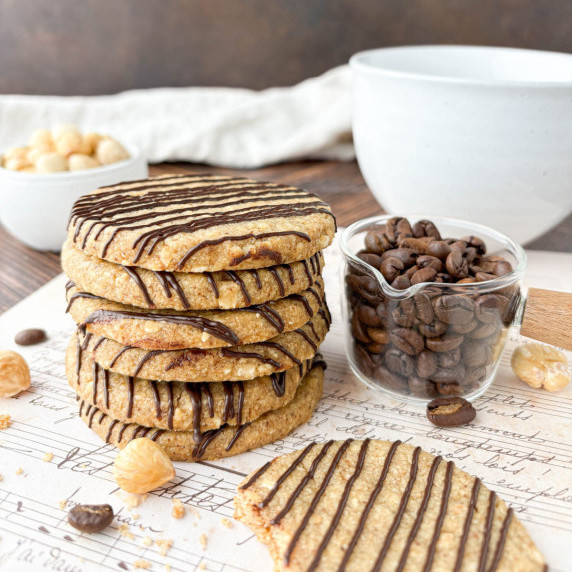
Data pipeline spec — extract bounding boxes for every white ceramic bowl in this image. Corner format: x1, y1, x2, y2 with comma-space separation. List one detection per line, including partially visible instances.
0, 145, 148, 251
350, 45, 572, 245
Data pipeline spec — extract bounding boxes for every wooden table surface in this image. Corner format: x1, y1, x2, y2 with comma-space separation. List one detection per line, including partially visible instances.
1, 160, 570, 314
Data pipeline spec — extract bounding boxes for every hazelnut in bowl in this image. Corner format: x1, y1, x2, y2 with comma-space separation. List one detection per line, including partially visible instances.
0, 125, 148, 251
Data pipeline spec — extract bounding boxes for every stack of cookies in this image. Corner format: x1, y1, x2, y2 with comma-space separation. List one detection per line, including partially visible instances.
62, 174, 335, 462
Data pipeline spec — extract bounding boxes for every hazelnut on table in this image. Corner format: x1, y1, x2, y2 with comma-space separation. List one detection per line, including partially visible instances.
511, 342, 570, 391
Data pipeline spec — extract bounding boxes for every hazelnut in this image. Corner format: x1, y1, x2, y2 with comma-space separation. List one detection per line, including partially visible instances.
511, 342, 569, 392
0, 350, 31, 397
96, 138, 130, 165
29, 129, 55, 151
69, 153, 100, 171
82, 133, 102, 155
55, 131, 85, 157
52, 124, 81, 139
2, 147, 31, 170
113, 438, 175, 494
36, 152, 68, 173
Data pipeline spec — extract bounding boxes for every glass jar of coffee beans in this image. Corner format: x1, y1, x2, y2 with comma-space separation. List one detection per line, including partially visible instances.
340, 216, 525, 402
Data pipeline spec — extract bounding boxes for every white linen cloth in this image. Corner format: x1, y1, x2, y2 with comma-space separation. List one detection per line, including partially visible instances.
0, 66, 353, 169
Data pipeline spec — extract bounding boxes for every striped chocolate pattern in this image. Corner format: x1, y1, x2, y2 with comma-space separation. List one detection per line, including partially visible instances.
239, 439, 516, 571
68, 174, 334, 269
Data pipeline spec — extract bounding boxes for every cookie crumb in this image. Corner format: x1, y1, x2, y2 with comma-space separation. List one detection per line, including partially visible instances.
199, 533, 208, 550
221, 518, 233, 528
0, 474, 3, 482
133, 559, 151, 569
156, 538, 173, 556
43, 452, 54, 462
171, 499, 185, 519
142, 536, 153, 547
198, 562, 207, 570
132, 513, 140, 520
15, 467, 23, 476
118, 524, 135, 540
59, 500, 67, 509
0, 414, 11, 430
164, 565, 171, 572
117, 491, 147, 508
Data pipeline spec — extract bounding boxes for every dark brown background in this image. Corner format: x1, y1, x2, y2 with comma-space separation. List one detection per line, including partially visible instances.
1, 0, 571, 95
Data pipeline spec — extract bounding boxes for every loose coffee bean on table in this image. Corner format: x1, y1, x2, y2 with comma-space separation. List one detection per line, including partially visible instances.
426, 397, 477, 426
15, 328, 47, 346
346, 216, 519, 399
68, 504, 114, 533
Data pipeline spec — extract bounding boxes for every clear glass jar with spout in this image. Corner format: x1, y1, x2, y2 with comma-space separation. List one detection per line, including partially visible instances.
340, 215, 527, 403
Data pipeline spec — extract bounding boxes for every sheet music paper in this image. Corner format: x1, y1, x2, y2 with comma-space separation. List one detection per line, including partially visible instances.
0, 243, 570, 572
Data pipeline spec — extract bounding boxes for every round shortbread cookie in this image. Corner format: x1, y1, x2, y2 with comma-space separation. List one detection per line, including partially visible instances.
78, 364, 325, 462
62, 240, 324, 311
67, 174, 335, 273
66, 278, 325, 350
78, 308, 330, 382
235, 440, 546, 572
67, 334, 317, 436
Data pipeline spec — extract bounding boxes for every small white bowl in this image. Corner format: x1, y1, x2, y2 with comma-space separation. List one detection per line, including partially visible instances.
0, 144, 148, 251
350, 45, 572, 245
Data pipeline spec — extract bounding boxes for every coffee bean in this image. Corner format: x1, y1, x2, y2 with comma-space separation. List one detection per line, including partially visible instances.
354, 344, 379, 374
418, 319, 447, 338
445, 250, 469, 279
417, 350, 438, 378
437, 347, 461, 368
465, 365, 488, 384
391, 275, 411, 290
68, 504, 114, 533
426, 397, 476, 426
411, 267, 437, 285
380, 257, 404, 282
461, 236, 486, 255
412, 220, 441, 240
475, 271, 497, 282
427, 241, 453, 261
434, 294, 475, 325
367, 342, 386, 354
408, 376, 438, 398
357, 304, 382, 327
389, 328, 424, 355
346, 274, 382, 304
417, 255, 443, 273
351, 312, 371, 343
399, 237, 432, 254
435, 273, 453, 283
391, 299, 417, 328
384, 347, 415, 377
357, 252, 382, 269
373, 365, 407, 391
412, 293, 434, 324
463, 247, 478, 264
456, 277, 477, 284
452, 318, 478, 334
435, 382, 462, 396
404, 265, 420, 280
467, 321, 499, 339
364, 230, 390, 254
367, 327, 389, 345
385, 217, 413, 244
382, 248, 417, 267
475, 294, 509, 323
426, 334, 464, 352
462, 340, 492, 367
15, 328, 47, 346
429, 362, 465, 383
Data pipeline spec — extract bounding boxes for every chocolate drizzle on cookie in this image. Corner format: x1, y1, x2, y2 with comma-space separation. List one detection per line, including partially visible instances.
68, 174, 334, 269
240, 439, 518, 571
